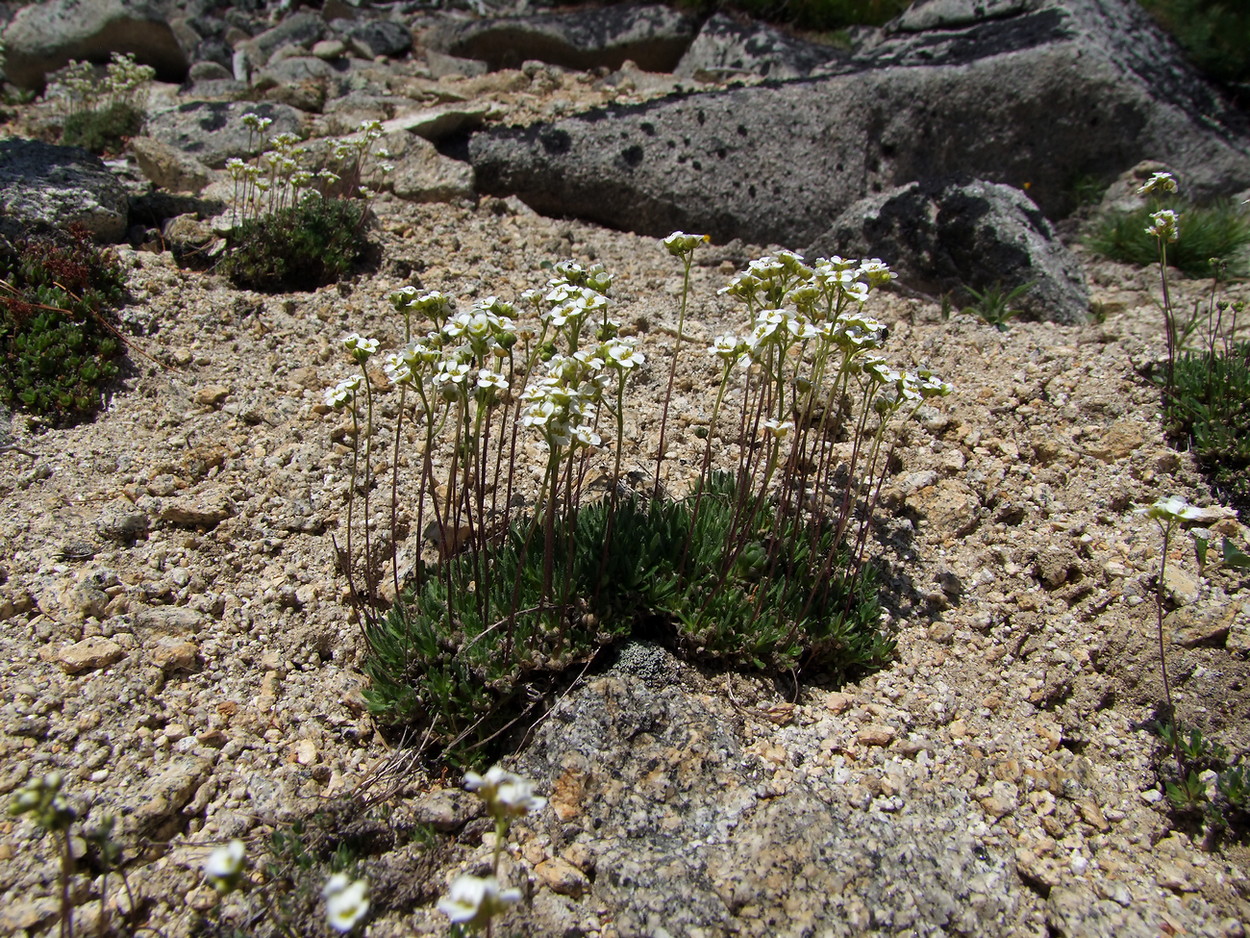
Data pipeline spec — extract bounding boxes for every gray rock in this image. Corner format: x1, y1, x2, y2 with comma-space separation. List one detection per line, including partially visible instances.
343, 20, 412, 59
238, 10, 325, 69
95, 503, 151, 543
130, 136, 212, 194
390, 136, 476, 203
674, 13, 851, 81
892, 0, 1034, 32
514, 649, 1020, 935
468, 0, 1250, 247
428, 4, 698, 73
809, 179, 1090, 323
144, 101, 304, 169
0, 139, 129, 242
187, 60, 232, 83
424, 50, 490, 80
1, 0, 190, 91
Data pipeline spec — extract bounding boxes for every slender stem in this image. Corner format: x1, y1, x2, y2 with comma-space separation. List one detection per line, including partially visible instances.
1155, 519, 1185, 777
655, 253, 693, 497
59, 831, 74, 938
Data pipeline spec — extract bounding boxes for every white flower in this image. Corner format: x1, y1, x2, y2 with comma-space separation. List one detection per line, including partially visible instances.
1146, 209, 1180, 243
710, 334, 742, 361
204, 840, 246, 893
604, 339, 644, 370
465, 766, 547, 820
323, 874, 369, 933
438, 875, 521, 929
663, 230, 711, 257
1139, 495, 1203, 523
324, 376, 363, 409
1137, 171, 1177, 196
762, 418, 794, 441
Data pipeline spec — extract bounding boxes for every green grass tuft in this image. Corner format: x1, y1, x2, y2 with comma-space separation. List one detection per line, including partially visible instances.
1087, 201, 1250, 277
60, 101, 144, 155
1166, 340, 1250, 512
363, 473, 890, 763
0, 226, 128, 424
222, 198, 373, 293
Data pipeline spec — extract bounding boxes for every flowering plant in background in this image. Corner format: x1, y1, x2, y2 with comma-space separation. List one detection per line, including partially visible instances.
323, 873, 370, 933
437, 766, 544, 934
221, 116, 388, 291
204, 839, 247, 894
336, 236, 948, 762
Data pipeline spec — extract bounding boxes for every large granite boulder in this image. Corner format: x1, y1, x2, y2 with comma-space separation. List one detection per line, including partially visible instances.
1, 0, 190, 92
811, 178, 1091, 323
512, 643, 1022, 935
468, 0, 1250, 248
674, 12, 852, 81
426, 3, 699, 73
0, 139, 129, 242
143, 101, 304, 169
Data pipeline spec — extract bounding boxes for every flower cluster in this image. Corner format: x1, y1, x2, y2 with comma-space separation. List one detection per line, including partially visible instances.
1146, 209, 1180, 243
714, 251, 946, 431
438, 766, 546, 934
8, 771, 74, 831
48, 52, 155, 115
227, 116, 392, 225
201, 841, 370, 933
1137, 171, 1178, 196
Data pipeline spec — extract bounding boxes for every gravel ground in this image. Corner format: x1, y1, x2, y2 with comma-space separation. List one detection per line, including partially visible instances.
2, 138, 1250, 938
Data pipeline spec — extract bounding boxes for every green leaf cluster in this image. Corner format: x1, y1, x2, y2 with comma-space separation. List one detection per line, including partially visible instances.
1153, 720, 1250, 838
0, 227, 128, 424
222, 198, 372, 293
364, 473, 891, 764
1136, 0, 1250, 90
1087, 200, 1250, 277
60, 101, 145, 155
1166, 340, 1250, 511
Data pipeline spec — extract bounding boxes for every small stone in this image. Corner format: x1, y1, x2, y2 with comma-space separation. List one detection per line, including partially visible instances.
194, 385, 230, 407
980, 780, 1019, 818
1166, 602, 1236, 648
1161, 565, 1200, 607
856, 724, 897, 747
292, 739, 317, 765
0, 897, 60, 933
160, 493, 235, 528
95, 505, 150, 544
312, 39, 347, 60
1085, 419, 1145, 461
535, 856, 590, 899
148, 638, 199, 672
135, 606, 204, 635
57, 637, 124, 673
412, 789, 474, 832
1155, 860, 1193, 892
825, 691, 855, 713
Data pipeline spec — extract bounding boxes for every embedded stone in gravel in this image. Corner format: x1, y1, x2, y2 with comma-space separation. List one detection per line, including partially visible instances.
159, 492, 235, 528
56, 636, 124, 673
856, 723, 898, 747
193, 384, 231, 407
134, 605, 204, 635
1084, 419, 1145, 461
1166, 603, 1236, 648
130, 756, 213, 837
904, 478, 982, 537
535, 856, 590, 898
147, 637, 200, 672
515, 648, 1019, 934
